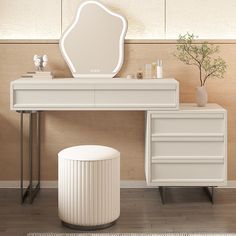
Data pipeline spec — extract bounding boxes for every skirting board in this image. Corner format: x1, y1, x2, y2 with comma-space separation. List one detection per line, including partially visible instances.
0, 180, 236, 188
27, 234, 236, 236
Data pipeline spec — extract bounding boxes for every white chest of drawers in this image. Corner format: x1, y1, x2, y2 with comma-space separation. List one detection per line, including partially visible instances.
145, 103, 227, 187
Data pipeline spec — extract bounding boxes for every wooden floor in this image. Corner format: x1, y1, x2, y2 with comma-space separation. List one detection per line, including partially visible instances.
1, 188, 236, 236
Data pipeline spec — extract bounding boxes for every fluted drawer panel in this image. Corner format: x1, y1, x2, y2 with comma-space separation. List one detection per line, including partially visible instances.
58, 157, 120, 226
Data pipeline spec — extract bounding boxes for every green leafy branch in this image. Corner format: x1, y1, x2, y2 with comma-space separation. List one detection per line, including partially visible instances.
174, 33, 227, 86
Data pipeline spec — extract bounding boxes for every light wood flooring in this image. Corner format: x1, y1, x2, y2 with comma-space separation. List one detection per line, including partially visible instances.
1, 188, 236, 236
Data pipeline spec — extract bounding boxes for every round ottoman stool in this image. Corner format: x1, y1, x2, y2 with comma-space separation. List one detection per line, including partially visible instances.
58, 145, 120, 230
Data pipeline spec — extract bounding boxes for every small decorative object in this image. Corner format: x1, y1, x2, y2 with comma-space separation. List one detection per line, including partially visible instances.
156, 59, 163, 79
33, 54, 48, 71
196, 86, 208, 107
136, 69, 143, 79
174, 33, 227, 107
145, 64, 152, 78
152, 62, 157, 78
33, 71, 53, 80
126, 74, 135, 79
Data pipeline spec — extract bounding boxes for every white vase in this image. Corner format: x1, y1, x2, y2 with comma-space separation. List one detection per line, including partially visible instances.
196, 86, 208, 107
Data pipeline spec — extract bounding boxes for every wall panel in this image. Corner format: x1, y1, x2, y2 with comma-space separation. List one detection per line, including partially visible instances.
0, 0, 61, 39
0, 42, 236, 181
62, 0, 165, 39
166, 0, 236, 39
1, 0, 236, 40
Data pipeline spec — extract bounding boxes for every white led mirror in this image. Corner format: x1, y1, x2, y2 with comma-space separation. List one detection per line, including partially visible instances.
60, 0, 127, 78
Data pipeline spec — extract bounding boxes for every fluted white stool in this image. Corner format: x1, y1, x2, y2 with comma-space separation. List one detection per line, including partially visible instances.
58, 145, 120, 230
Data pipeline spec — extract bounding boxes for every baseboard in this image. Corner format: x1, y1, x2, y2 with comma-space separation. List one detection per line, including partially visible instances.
0, 180, 236, 188
120, 180, 154, 188
220, 181, 236, 188
0, 180, 153, 189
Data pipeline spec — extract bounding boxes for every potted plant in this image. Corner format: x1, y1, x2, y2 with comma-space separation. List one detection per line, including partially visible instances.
174, 33, 227, 107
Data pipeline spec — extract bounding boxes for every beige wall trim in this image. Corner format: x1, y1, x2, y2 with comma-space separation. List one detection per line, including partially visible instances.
125, 39, 236, 44
0, 40, 59, 44
0, 181, 154, 189
2, 39, 236, 45
0, 180, 236, 188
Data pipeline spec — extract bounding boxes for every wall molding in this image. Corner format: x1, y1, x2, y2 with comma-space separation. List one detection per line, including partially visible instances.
1, 39, 236, 45
0, 180, 236, 188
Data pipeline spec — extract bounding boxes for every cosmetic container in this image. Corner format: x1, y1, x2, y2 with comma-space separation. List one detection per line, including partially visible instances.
156, 59, 163, 79
145, 64, 152, 78
152, 62, 157, 78
136, 69, 143, 79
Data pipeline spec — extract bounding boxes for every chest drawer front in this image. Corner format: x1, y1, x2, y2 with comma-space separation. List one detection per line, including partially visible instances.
151, 163, 225, 185
151, 113, 225, 134
151, 140, 224, 157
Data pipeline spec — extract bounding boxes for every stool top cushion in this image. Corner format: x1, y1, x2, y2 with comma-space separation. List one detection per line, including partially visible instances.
58, 145, 120, 161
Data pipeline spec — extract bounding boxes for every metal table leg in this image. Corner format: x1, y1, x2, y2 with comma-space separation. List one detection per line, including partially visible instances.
159, 186, 215, 204
19, 111, 41, 204
203, 186, 214, 204
159, 186, 166, 204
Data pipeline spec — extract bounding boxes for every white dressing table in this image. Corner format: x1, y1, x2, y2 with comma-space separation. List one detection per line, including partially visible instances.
10, 78, 227, 204
10, 77, 179, 203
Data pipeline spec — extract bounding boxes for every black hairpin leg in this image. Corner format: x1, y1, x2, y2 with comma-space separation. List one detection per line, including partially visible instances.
19, 111, 41, 204
159, 186, 166, 204
159, 186, 215, 205
203, 186, 214, 204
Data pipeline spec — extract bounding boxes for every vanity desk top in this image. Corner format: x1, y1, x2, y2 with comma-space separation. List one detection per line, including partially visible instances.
10, 78, 179, 111
11, 77, 178, 88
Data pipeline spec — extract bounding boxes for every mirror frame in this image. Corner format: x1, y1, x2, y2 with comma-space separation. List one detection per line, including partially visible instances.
60, 0, 127, 78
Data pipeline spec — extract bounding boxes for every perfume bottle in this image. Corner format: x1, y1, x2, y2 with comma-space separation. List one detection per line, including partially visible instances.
156, 59, 163, 79
152, 62, 157, 79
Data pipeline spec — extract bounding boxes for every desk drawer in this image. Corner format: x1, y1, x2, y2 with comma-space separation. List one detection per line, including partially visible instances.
151, 163, 225, 185
13, 89, 94, 110
95, 89, 178, 109
151, 112, 225, 134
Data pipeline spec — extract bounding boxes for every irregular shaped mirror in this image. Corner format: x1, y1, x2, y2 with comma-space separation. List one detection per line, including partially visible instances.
60, 0, 127, 78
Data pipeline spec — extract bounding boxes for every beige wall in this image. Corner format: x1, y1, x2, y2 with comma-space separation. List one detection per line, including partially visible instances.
0, 0, 61, 39
2, 0, 236, 40
166, 0, 236, 39
62, 0, 165, 39
0, 41, 236, 181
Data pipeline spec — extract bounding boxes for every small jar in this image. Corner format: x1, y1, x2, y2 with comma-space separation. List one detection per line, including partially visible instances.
126, 74, 135, 79
136, 70, 143, 79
